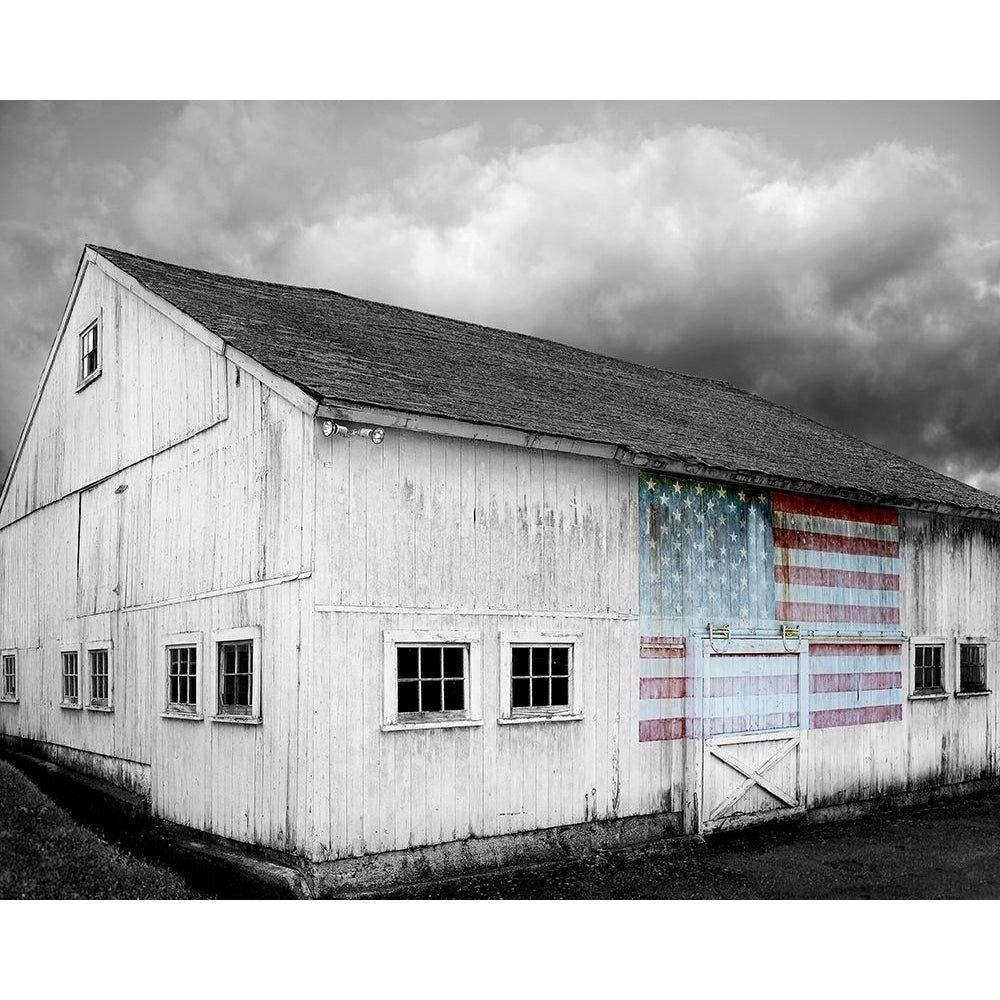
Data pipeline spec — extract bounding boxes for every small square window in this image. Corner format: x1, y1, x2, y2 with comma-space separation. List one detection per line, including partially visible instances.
61, 651, 80, 706
959, 643, 987, 694
78, 320, 101, 386
382, 630, 481, 729
1, 653, 16, 702
500, 632, 582, 722
395, 644, 468, 719
87, 648, 111, 708
510, 645, 572, 713
913, 643, 944, 694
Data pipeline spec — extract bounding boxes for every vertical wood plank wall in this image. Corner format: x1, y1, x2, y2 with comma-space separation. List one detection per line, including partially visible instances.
311, 430, 684, 861
805, 511, 1000, 808
0, 263, 313, 849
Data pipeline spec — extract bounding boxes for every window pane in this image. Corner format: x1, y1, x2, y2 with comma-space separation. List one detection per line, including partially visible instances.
531, 648, 550, 676
421, 679, 442, 712
512, 678, 531, 708
443, 679, 465, 711
397, 647, 419, 679
511, 647, 530, 676
551, 647, 570, 675
532, 677, 550, 706
551, 676, 570, 706
397, 679, 419, 713
443, 647, 464, 678
420, 647, 442, 678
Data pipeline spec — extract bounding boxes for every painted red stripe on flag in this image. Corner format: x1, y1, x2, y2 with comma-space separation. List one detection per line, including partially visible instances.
773, 527, 899, 557
774, 564, 899, 591
703, 712, 799, 737
640, 644, 686, 659
639, 718, 685, 741
771, 491, 898, 526
810, 704, 902, 728
776, 601, 900, 624
639, 677, 686, 699
810, 671, 902, 693
809, 642, 902, 657
709, 674, 798, 696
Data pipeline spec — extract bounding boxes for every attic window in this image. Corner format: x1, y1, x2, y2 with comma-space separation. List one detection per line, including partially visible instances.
78, 319, 101, 388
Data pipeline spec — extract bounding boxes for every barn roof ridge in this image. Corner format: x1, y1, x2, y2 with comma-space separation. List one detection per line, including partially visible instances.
87, 243, 1000, 520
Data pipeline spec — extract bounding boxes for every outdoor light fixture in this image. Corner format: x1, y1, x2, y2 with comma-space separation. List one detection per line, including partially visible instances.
320, 418, 384, 445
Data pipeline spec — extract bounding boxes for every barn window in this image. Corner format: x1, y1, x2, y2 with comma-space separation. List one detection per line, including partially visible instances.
219, 642, 253, 714
512, 646, 570, 710
397, 644, 467, 715
87, 647, 112, 710
61, 651, 80, 707
77, 318, 101, 388
499, 632, 583, 723
1, 652, 16, 702
168, 646, 198, 713
382, 630, 482, 730
212, 627, 261, 723
913, 644, 944, 694
959, 643, 988, 694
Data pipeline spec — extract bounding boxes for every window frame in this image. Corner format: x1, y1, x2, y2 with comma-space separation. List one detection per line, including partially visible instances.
956, 637, 990, 697
910, 636, 948, 699
75, 314, 103, 391
0, 649, 17, 703
163, 631, 204, 720
60, 646, 82, 709
211, 626, 262, 724
499, 630, 584, 724
84, 641, 113, 712
382, 629, 482, 731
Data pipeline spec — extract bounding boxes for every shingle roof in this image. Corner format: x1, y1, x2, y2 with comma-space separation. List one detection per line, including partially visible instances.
91, 245, 1000, 519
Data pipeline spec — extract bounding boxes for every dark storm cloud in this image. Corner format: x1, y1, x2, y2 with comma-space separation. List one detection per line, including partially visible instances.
1, 102, 999, 498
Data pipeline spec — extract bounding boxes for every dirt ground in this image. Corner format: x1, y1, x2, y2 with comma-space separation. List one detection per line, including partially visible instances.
376, 790, 1000, 899
7, 745, 1000, 898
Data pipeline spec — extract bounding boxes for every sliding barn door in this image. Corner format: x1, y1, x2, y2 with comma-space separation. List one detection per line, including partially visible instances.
694, 638, 808, 833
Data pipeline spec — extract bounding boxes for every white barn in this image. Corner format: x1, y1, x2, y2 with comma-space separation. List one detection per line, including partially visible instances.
2, 244, 999, 894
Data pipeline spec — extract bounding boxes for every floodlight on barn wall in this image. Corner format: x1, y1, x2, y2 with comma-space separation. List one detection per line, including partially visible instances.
320, 418, 385, 445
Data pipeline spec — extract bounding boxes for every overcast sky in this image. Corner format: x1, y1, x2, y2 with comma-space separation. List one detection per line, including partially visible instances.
2, 100, 999, 494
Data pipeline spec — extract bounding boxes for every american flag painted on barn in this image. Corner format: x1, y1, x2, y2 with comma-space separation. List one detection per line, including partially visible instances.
697, 647, 801, 738
638, 475, 905, 740
771, 491, 901, 632
808, 642, 903, 728
638, 636, 686, 742
638, 473, 775, 742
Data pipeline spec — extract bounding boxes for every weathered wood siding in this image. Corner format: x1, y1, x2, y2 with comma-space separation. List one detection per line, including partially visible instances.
310, 430, 680, 860
0, 262, 314, 851
1, 264, 227, 529
805, 511, 1000, 809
